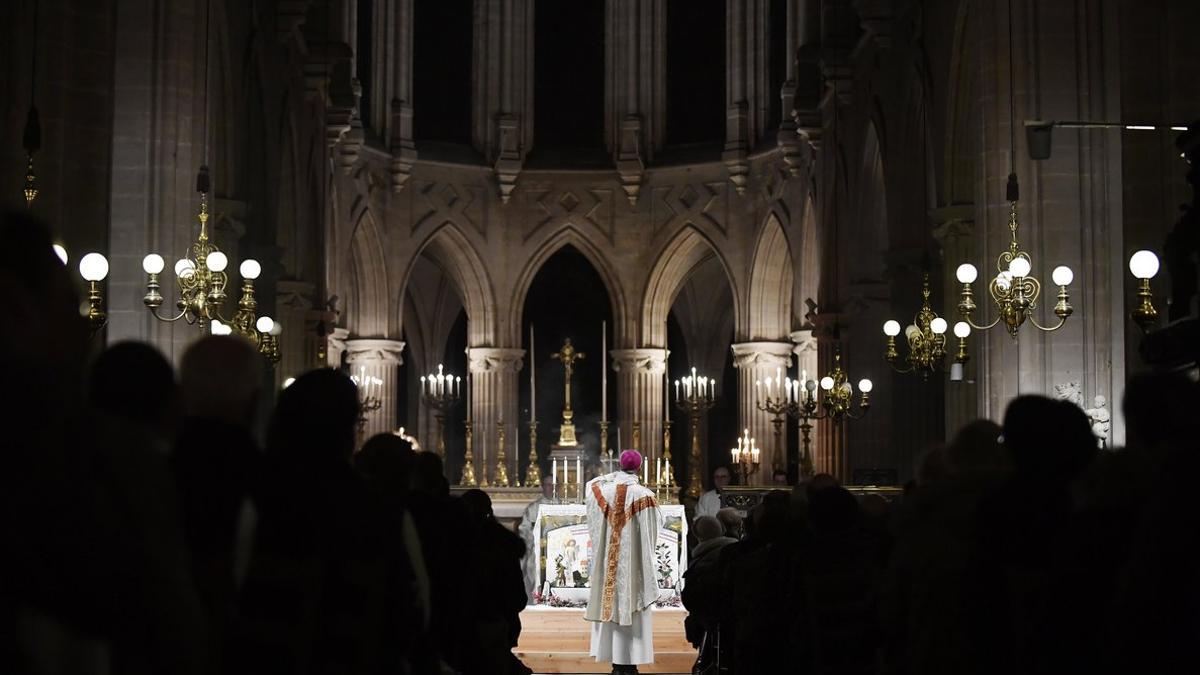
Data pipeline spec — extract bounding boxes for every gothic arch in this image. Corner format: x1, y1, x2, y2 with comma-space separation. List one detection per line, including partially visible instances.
510, 226, 628, 347
641, 224, 739, 347
747, 211, 794, 340
400, 222, 497, 345
853, 120, 888, 282
796, 194, 820, 320
348, 208, 389, 336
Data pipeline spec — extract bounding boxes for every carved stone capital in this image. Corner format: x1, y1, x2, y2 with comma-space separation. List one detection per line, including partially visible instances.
730, 342, 794, 369
789, 329, 819, 355
615, 115, 645, 205
468, 347, 525, 374
494, 114, 524, 203
609, 348, 667, 375
328, 327, 351, 355
345, 338, 406, 365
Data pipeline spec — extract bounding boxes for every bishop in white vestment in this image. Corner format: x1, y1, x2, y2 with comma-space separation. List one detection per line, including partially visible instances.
584, 450, 662, 672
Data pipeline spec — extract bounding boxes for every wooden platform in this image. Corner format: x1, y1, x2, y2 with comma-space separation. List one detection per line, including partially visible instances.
514, 606, 694, 674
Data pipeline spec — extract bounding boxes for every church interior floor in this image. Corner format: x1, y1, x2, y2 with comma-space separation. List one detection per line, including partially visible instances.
515, 606, 694, 674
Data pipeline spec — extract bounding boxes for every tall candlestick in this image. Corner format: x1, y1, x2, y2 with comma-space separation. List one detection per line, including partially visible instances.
530, 325, 536, 422
601, 320, 607, 421
576, 456, 581, 499
552, 458, 557, 489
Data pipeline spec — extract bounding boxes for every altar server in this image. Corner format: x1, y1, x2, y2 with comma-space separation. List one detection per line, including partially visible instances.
584, 450, 662, 674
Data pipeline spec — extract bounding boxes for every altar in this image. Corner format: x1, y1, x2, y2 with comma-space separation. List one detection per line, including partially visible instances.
530, 503, 688, 606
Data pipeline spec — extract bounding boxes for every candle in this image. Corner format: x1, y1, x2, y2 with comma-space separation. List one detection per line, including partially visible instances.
643, 460, 648, 484
553, 458, 557, 488
420, 375, 426, 395
456, 376, 461, 398
675, 379, 680, 402
731, 447, 737, 462
530, 325, 536, 422
576, 456, 581, 497
656, 457, 661, 484
602, 321, 607, 421
617, 427, 621, 451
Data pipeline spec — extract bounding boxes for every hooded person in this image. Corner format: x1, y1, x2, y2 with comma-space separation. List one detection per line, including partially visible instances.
584, 450, 663, 675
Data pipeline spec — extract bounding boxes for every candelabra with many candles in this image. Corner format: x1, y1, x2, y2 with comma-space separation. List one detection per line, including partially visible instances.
730, 428, 760, 485
419, 364, 461, 459
674, 368, 718, 500
755, 347, 872, 479
350, 366, 383, 441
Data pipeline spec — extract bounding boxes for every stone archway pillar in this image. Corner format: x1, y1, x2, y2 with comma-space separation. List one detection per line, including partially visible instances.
731, 341, 794, 483
344, 338, 405, 439
611, 348, 667, 468
468, 348, 525, 485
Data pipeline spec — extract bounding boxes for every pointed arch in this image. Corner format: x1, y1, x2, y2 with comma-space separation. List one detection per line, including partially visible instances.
348, 209, 389, 336
510, 226, 627, 347
796, 194, 821, 322
641, 225, 739, 347
852, 120, 888, 283
401, 222, 497, 345
748, 211, 794, 340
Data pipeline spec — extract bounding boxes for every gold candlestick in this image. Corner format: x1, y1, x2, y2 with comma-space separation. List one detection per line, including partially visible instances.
460, 421, 477, 486
495, 419, 510, 487
599, 420, 609, 458
524, 421, 540, 487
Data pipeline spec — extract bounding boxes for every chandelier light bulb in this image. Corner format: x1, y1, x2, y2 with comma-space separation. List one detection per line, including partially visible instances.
239, 259, 261, 280
269, 320, 283, 336
840, 381, 853, 395
211, 320, 232, 335
175, 258, 196, 277
283, 377, 295, 389
883, 320, 901, 336
53, 244, 68, 264
142, 253, 165, 274
820, 376, 834, 391
1128, 250, 1160, 280
79, 253, 109, 282
956, 263, 978, 284
255, 316, 274, 333
206, 251, 228, 273
953, 321, 971, 338
930, 317, 948, 334
858, 379, 873, 393
1051, 265, 1074, 287
995, 271, 1013, 292
1008, 256, 1032, 278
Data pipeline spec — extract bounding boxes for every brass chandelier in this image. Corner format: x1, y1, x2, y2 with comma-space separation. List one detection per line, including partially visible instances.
883, 274, 971, 378
954, 182, 1075, 339
141, 167, 280, 364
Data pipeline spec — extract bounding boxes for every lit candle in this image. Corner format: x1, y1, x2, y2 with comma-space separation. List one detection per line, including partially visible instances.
731, 447, 737, 462
675, 379, 680, 402
601, 321, 607, 422
455, 376, 461, 399
420, 375, 426, 396
553, 458, 557, 489
530, 326, 536, 422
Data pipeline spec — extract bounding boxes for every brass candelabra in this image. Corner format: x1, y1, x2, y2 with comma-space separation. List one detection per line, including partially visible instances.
674, 368, 718, 500
419, 364, 461, 459
350, 366, 383, 440
524, 420, 540, 487
730, 428, 760, 485
883, 274, 958, 378
755, 376, 791, 476
460, 421, 477, 486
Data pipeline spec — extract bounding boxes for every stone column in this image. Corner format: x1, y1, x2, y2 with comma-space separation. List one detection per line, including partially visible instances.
611, 349, 667, 465
730, 341, 794, 482
468, 348, 524, 486
344, 338, 405, 439
275, 280, 315, 388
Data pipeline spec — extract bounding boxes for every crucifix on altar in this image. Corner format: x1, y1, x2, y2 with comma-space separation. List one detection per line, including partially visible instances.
550, 338, 585, 446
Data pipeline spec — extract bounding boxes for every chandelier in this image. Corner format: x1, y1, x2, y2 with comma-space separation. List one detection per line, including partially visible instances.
954, 177, 1075, 339
141, 167, 280, 364
883, 274, 972, 379
729, 428, 760, 485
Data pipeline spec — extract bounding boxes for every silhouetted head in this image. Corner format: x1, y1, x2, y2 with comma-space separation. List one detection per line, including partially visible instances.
0, 211, 87, 374
355, 432, 416, 495
693, 515, 724, 542
180, 335, 262, 428
89, 341, 179, 441
805, 472, 840, 499
753, 490, 792, 543
808, 486, 861, 534
1002, 395, 1096, 483
460, 489, 494, 520
1123, 373, 1200, 454
267, 368, 358, 464
410, 451, 448, 496
945, 419, 1007, 479
716, 507, 744, 539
